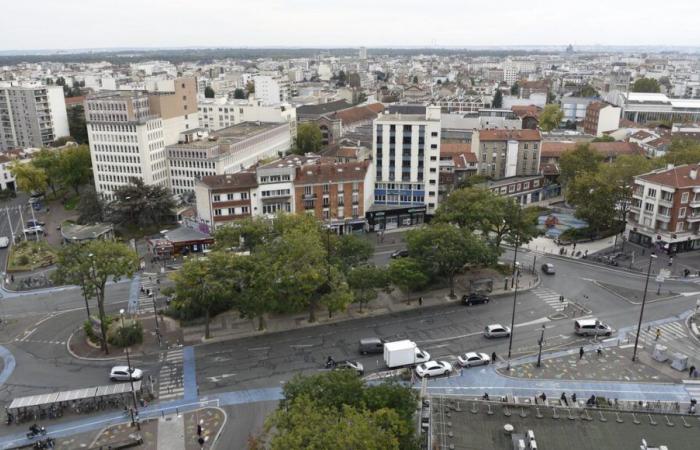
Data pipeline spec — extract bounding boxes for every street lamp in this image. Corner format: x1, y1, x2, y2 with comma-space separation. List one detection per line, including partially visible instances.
152, 276, 161, 346
119, 309, 140, 430
536, 324, 546, 368
506, 209, 522, 371
632, 253, 657, 362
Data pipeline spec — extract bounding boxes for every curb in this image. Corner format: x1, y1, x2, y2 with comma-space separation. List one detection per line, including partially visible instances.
66, 328, 151, 362
210, 406, 227, 450
684, 315, 700, 346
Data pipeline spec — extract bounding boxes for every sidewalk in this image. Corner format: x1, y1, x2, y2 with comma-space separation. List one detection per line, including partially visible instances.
181, 268, 539, 345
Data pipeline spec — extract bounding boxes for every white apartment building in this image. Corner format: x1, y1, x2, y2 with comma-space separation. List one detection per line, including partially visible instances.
167, 122, 292, 196
197, 97, 296, 137
369, 106, 441, 230
0, 83, 69, 151
253, 75, 288, 105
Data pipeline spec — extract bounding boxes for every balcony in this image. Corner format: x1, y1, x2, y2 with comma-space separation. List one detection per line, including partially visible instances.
302, 193, 316, 200
658, 196, 674, 207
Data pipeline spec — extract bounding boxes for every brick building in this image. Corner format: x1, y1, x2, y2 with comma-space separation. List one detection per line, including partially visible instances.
194, 171, 257, 230
472, 129, 541, 179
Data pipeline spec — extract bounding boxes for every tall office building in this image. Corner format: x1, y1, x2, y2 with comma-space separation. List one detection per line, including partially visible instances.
368, 106, 441, 230
359, 47, 368, 60
0, 83, 69, 151
85, 77, 198, 200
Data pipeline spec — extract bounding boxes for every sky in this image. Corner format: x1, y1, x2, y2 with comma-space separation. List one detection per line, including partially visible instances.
2, 0, 699, 51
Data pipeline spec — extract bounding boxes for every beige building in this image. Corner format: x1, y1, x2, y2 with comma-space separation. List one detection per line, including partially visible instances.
472, 129, 541, 180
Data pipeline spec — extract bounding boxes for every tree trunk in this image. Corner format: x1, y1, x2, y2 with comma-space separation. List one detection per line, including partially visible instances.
73, 184, 81, 196
204, 308, 211, 339
449, 274, 456, 298
308, 298, 317, 323
257, 314, 265, 331
96, 290, 109, 354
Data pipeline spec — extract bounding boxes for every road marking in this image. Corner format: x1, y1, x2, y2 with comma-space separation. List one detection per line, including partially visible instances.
290, 344, 313, 348
514, 317, 551, 328
206, 373, 236, 383
247, 347, 270, 352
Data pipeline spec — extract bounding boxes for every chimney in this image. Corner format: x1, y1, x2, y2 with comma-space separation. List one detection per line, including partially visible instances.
691, 169, 698, 180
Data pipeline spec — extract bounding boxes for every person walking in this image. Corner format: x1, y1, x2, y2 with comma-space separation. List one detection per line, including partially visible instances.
690, 365, 696, 378
596, 345, 603, 357
418, 296, 423, 306
491, 352, 497, 363
579, 346, 584, 360
655, 328, 661, 341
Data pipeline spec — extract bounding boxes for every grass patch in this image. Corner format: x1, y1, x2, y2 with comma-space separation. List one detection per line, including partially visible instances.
7, 240, 58, 272
63, 194, 80, 210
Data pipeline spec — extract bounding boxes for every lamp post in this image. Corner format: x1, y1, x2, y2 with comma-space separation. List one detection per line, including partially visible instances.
632, 253, 657, 362
506, 210, 522, 371
119, 309, 140, 429
152, 275, 161, 346
536, 324, 546, 368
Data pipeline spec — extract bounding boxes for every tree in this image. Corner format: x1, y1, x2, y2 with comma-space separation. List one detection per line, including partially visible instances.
294, 122, 323, 154
539, 104, 563, 132
485, 200, 540, 250
559, 143, 603, 188
332, 234, 373, 272
30, 149, 62, 195
406, 224, 494, 298
510, 82, 519, 96
347, 265, 388, 312
434, 187, 501, 230
233, 88, 246, 99
77, 187, 105, 224
592, 135, 615, 142
54, 240, 138, 353
662, 139, 700, 166
412, 75, 418, 84
8, 161, 48, 194
282, 365, 364, 411
108, 178, 176, 228
67, 104, 89, 144
579, 84, 598, 97
204, 86, 215, 98
632, 77, 661, 93
388, 258, 428, 303
492, 90, 503, 108
246, 80, 255, 94
336, 70, 347, 87
59, 145, 92, 195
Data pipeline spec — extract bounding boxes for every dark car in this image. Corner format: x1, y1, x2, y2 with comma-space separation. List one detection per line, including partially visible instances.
26, 220, 45, 228
462, 293, 490, 306
390, 249, 409, 259
541, 263, 555, 275
358, 337, 385, 355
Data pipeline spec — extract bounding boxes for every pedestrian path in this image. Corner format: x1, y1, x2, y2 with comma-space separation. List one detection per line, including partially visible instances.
135, 272, 159, 316
684, 381, 700, 399
633, 321, 688, 346
158, 348, 184, 401
531, 287, 566, 312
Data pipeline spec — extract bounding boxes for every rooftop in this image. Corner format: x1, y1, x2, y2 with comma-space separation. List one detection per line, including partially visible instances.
214, 121, 286, 142
485, 174, 543, 188
479, 129, 542, 141
637, 163, 700, 188
296, 100, 352, 117
198, 171, 258, 190
541, 141, 643, 158
295, 160, 369, 184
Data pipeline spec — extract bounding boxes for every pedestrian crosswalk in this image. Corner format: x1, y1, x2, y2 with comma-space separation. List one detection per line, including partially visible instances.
158, 348, 184, 400
531, 287, 567, 312
684, 382, 700, 399
135, 273, 159, 316
634, 321, 688, 346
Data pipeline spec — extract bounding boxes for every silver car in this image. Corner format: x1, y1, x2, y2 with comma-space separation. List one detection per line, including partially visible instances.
484, 324, 511, 338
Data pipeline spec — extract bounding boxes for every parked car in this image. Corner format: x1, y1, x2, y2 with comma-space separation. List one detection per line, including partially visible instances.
483, 324, 511, 338
462, 293, 490, 306
110, 366, 143, 382
457, 352, 491, 368
26, 220, 45, 228
358, 337, 385, 355
23, 225, 44, 234
415, 360, 452, 378
332, 360, 365, 376
0, 236, 9, 248
390, 249, 409, 259
541, 263, 555, 275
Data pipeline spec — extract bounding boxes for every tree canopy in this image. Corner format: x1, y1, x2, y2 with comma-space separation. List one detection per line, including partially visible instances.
108, 178, 176, 228
631, 77, 661, 93
295, 122, 323, 154
9, 161, 48, 194
559, 143, 604, 188
539, 104, 563, 132
204, 86, 215, 98
492, 90, 503, 108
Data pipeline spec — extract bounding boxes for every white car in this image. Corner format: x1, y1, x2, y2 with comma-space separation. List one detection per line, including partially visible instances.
23, 225, 44, 234
110, 366, 143, 382
415, 360, 452, 378
484, 324, 511, 338
0, 236, 9, 248
457, 352, 491, 367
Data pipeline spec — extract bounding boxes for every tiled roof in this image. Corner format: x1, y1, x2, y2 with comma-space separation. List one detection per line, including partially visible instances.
540, 141, 643, 158
297, 100, 353, 117
333, 103, 384, 125
199, 171, 257, 189
511, 105, 542, 118
440, 143, 471, 154
479, 129, 541, 141
295, 161, 369, 184
586, 101, 607, 113
638, 164, 700, 188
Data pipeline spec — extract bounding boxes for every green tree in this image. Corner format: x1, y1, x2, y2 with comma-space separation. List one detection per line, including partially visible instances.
412, 75, 418, 84
67, 104, 89, 144
233, 88, 246, 99
282, 366, 364, 411
77, 187, 105, 224
559, 143, 604, 188
579, 84, 598, 97
30, 148, 62, 195
510, 83, 519, 95
54, 240, 138, 354
592, 135, 615, 142
204, 86, 215, 98
8, 161, 48, 194
631, 77, 661, 93
388, 257, 428, 303
332, 234, 373, 272
347, 265, 388, 312
662, 139, 700, 166
486, 200, 540, 250
59, 145, 92, 195
406, 224, 494, 298
108, 178, 176, 228
294, 122, 323, 154
492, 90, 503, 108
539, 104, 563, 132
212, 217, 271, 252
434, 187, 501, 229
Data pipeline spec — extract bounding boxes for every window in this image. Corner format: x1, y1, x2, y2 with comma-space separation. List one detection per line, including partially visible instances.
214, 208, 222, 216
241, 192, 248, 200
647, 188, 657, 198
682, 192, 689, 203
241, 206, 249, 214
508, 185, 516, 193
304, 185, 312, 195
323, 184, 329, 193
213, 194, 221, 202
679, 207, 687, 218
431, 131, 438, 137
523, 182, 530, 190
676, 222, 686, 232
533, 180, 540, 187
644, 202, 654, 212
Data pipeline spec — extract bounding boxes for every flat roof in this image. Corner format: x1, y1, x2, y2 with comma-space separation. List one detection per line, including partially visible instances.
376, 113, 434, 122
214, 121, 286, 142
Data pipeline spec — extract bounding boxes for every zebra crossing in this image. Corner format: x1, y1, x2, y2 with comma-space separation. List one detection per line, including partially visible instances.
531, 287, 567, 312
135, 272, 159, 316
633, 321, 688, 346
158, 348, 185, 400
684, 382, 700, 399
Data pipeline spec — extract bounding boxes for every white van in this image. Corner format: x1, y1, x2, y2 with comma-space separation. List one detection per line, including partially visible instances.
574, 319, 612, 337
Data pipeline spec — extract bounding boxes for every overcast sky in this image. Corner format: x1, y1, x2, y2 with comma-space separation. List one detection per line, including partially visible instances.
2, 0, 699, 51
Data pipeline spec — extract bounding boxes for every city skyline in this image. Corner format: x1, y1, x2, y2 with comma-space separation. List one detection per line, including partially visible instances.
2, 0, 699, 51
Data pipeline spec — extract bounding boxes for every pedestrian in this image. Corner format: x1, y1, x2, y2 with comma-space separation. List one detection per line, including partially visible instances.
491, 352, 497, 363
690, 365, 696, 378
669, 257, 674, 267
573, 242, 577, 251
10, 274, 14, 283
418, 296, 423, 306
197, 423, 202, 436
596, 345, 603, 357
655, 328, 661, 341
579, 346, 584, 360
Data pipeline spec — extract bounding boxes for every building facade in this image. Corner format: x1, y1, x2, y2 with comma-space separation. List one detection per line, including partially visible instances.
472, 129, 541, 180
194, 171, 256, 229
0, 84, 69, 151
369, 106, 441, 230
583, 102, 621, 137
628, 164, 700, 253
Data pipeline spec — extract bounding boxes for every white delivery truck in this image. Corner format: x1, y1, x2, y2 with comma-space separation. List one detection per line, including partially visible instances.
383, 340, 431, 368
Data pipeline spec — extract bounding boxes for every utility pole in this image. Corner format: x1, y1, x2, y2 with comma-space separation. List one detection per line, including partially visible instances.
120, 309, 140, 430
536, 325, 546, 368
4, 207, 15, 243
506, 207, 522, 371
632, 253, 657, 362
